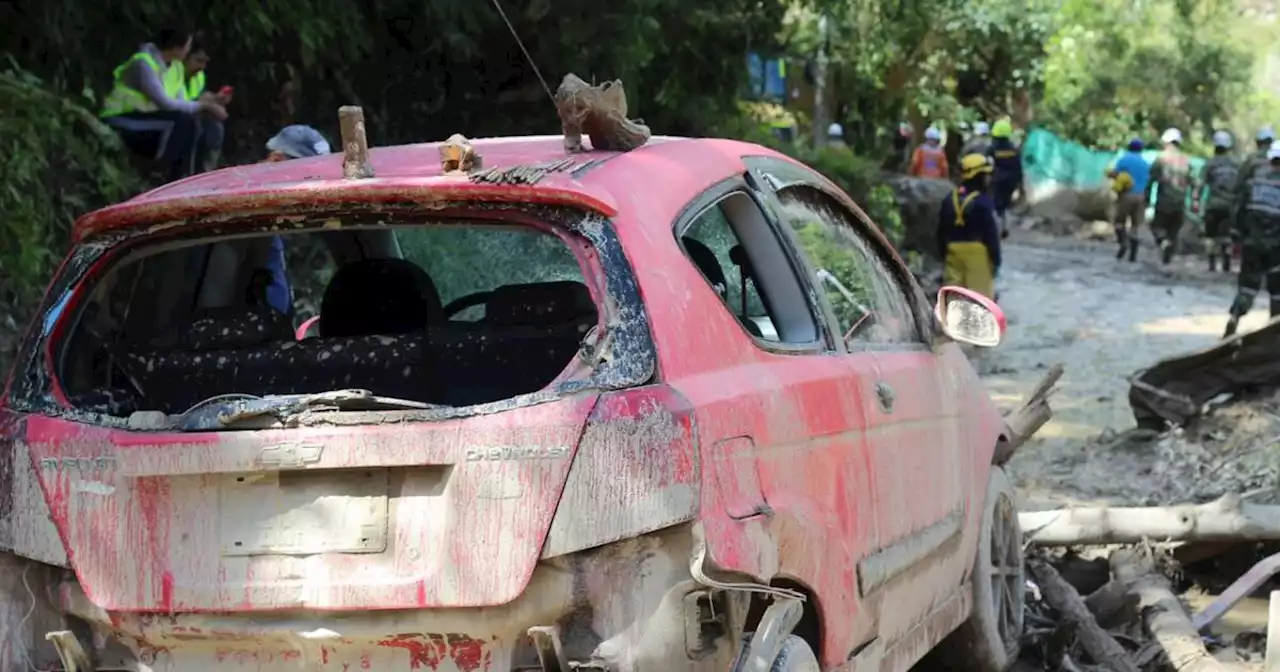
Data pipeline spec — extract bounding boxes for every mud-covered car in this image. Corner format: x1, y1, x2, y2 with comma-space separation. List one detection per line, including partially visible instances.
0, 127, 1020, 672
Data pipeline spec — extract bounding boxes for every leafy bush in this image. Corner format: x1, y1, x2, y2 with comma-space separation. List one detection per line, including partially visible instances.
0, 67, 140, 353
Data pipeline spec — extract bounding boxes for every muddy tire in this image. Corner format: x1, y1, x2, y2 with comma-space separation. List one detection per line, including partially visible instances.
924, 467, 1024, 671
730, 633, 820, 672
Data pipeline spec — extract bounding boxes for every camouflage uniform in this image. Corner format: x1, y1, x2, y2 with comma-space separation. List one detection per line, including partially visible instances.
1224, 156, 1280, 337
1196, 153, 1241, 272
1147, 148, 1195, 265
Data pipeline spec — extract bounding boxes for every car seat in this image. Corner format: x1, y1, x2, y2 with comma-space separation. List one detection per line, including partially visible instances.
682, 237, 728, 300
319, 258, 444, 338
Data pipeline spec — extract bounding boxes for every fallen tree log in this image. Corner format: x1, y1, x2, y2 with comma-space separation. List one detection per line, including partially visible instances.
1084, 580, 1139, 629
993, 363, 1064, 465
1111, 548, 1241, 672
1020, 494, 1280, 546
1028, 559, 1139, 672
1129, 317, 1280, 429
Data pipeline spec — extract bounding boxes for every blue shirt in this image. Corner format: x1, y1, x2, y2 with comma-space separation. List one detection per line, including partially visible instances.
1113, 151, 1150, 195
265, 236, 292, 315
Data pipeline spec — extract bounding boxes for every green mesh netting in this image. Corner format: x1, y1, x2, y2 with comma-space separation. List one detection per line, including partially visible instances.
1021, 126, 1207, 221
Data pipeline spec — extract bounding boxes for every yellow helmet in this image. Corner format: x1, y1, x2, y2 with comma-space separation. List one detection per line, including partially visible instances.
991, 118, 1014, 138
960, 153, 993, 180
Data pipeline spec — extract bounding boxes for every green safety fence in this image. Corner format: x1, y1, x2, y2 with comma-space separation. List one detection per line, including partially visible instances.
1020, 126, 1207, 222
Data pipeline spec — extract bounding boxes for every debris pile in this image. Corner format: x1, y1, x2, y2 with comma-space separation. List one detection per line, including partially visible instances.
1018, 522, 1280, 670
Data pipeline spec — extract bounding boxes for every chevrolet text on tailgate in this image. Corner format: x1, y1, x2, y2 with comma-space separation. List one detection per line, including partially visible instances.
0, 96, 1020, 672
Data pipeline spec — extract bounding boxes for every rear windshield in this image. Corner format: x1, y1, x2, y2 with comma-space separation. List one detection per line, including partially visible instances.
54, 219, 603, 420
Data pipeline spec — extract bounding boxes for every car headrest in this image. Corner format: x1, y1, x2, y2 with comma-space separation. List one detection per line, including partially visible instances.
319, 258, 443, 338
485, 281, 597, 327
682, 237, 727, 296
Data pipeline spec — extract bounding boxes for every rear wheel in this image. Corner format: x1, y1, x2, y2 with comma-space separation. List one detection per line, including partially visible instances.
731, 634, 820, 672
926, 467, 1024, 671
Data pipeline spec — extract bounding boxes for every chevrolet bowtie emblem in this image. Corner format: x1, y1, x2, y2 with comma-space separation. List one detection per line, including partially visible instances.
258, 443, 323, 468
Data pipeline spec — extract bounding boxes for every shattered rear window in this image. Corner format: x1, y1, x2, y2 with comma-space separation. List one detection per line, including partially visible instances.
55, 219, 603, 421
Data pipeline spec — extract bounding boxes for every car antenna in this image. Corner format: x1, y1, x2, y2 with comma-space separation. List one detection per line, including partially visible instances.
489, 0, 556, 109
488, 0, 651, 153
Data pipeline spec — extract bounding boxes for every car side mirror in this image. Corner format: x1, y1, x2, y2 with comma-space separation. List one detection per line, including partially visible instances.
295, 314, 321, 341
934, 286, 1006, 348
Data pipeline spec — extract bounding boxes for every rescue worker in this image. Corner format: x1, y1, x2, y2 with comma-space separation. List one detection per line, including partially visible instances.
986, 118, 1023, 238
936, 154, 1002, 300
1145, 128, 1196, 265
99, 26, 228, 181
1222, 145, 1280, 338
1192, 131, 1241, 272
961, 121, 991, 157
214, 126, 332, 317
827, 122, 849, 151
909, 127, 949, 180
1229, 127, 1275, 223
1108, 138, 1152, 262
163, 41, 232, 173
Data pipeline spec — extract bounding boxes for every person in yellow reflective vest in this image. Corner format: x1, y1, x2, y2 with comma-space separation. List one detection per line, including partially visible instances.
99, 26, 227, 182
936, 154, 1002, 299
163, 41, 231, 173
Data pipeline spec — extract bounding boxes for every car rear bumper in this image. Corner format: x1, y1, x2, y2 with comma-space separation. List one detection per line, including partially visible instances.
43, 525, 738, 672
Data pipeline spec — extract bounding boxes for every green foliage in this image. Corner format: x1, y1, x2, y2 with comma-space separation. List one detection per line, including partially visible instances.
0, 66, 140, 312
1036, 0, 1254, 147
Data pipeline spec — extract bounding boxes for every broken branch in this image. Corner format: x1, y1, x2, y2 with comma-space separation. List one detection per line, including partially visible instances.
1028, 559, 1139, 672
1084, 580, 1139, 629
994, 363, 1064, 465
1110, 548, 1237, 672
1020, 494, 1280, 546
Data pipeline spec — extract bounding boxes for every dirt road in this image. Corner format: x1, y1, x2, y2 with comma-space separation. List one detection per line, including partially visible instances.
982, 233, 1275, 510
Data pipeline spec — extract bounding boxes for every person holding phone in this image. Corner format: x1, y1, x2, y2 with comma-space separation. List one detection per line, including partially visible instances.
99, 26, 228, 181
164, 40, 232, 173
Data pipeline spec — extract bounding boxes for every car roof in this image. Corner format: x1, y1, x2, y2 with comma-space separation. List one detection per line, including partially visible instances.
72, 135, 785, 242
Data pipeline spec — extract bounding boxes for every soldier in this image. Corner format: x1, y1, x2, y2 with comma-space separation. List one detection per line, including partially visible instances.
1223, 145, 1280, 338
1229, 127, 1275, 224
1145, 128, 1196, 265
1192, 131, 1241, 272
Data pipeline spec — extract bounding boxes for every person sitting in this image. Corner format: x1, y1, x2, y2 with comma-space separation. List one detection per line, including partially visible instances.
99, 26, 228, 182
163, 40, 231, 173
936, 154, 1002, 300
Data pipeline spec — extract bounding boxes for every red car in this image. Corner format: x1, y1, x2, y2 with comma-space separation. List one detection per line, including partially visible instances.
0, 130, 1019, 672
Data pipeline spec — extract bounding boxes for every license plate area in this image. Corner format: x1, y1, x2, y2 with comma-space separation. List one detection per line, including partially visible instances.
219, 469, 389, 556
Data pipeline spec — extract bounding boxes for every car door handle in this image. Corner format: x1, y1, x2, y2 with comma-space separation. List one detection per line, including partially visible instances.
875, 382, 896, 413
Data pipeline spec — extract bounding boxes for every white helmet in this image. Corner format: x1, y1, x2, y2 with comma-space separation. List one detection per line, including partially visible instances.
1161, 128, 1182, 145
924, 127, 942, 141
1259, 126, 1276, 142
1269, 145, 1280, 161
973, 121, 991, 136
827, 122, 844, 138
1212, 130, 1233, 149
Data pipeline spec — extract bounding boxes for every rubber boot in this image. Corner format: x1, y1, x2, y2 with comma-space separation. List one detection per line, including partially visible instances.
1221, 245, 1232, 273
1115, 229, 1128, 260
1224, 315, 1241, 338
1160, 239, 1175, 265
1208, 254, 1217, 272
1127, 238, 1139, 262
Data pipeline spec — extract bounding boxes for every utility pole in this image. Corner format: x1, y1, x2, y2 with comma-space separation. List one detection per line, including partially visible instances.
812, 14, 830, 148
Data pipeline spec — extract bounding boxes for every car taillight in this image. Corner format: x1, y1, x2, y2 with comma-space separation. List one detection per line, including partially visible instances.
540, 384, 700, 558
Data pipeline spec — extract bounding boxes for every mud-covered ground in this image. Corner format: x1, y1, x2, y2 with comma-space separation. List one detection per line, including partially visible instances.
982, 231, 1280, 510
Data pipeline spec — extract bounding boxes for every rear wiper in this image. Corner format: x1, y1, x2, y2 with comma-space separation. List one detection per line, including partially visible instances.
176, 389, 448, 431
